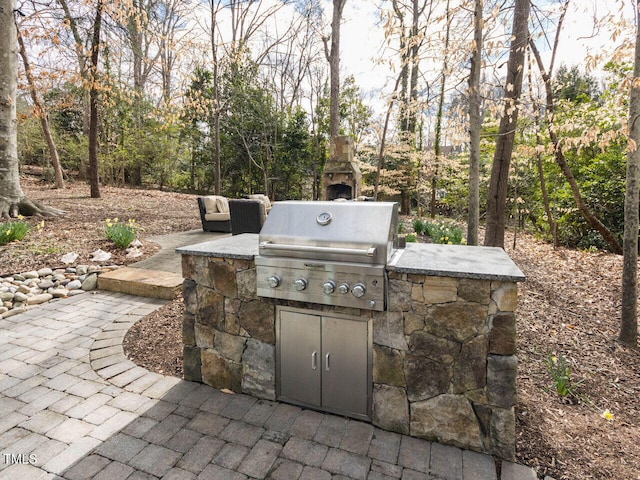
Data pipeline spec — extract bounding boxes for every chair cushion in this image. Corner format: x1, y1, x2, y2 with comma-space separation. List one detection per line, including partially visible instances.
216, 196, 230, 213
203, 195, 230, 214
249, 194, 271, 208
203, 196, 219, 214
204, 212, 230, 222
258, 201, 267, 221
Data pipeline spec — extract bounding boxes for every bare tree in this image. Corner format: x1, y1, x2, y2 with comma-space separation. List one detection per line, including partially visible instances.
55, 0, 106, 187
466, 0, 482, 245
389, 0, 431, 214
374, 73, 404, 201
88, 0, 104, 198
526, 56, 557, 247
15, 17, 65, 189
529, 36, 622, 254
157, 0, 192, 105
324, 0, 346, 140
56, 0, 92, 138
0, 0, 26, 217
484, 0, 530, 248
620, 0, 640, 348
210, 0, 222, 195
124, 0, 158, 95
0, 0, 63, 217
431, 0, 451, 218
392, 0, 430, 138
264, 2, 324, 112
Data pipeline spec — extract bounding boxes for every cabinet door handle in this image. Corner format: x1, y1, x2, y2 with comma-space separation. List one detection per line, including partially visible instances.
325, 352, 330, 371
311, 351, 317, 370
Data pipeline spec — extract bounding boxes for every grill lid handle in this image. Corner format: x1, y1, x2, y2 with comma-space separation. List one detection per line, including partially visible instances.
259, 241, 376, 258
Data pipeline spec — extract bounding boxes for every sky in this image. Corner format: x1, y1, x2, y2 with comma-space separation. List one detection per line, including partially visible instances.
334, 0, 637, 105
189, 0, 637, 120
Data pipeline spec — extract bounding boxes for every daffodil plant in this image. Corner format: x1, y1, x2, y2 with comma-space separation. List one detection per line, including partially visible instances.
421, 219, 465, 245
104, 218, 138, 248
544, 352, 585, 401
0, 217, 32, 246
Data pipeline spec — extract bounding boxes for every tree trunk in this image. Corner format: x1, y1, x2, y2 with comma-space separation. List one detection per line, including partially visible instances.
327, 0, 346, 140
16, 22, 65, 189
0, 0, 23, 217
484, 0, 530, 248
374, 73, 403, 201
431, 0, 451, 219
89, 0, 104, 199
392, 0, 409, 134
211, 1, 221, 195
467, 0, 482, 246
620, 0, 640, 348
534, 144, 557, 245
529, 40, 622, 254
407, 0, 421, 135
0, 0, 64, 217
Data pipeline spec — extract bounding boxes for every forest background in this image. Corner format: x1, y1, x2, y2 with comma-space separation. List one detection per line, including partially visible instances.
10, 0, 638, 254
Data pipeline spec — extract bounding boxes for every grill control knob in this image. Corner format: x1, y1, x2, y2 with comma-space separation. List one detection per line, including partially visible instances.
338, 283, 350, 294
322, 281, 336, 295
352, 283, 366, 298
267, 275, 280, 288
294, 278, 307, 291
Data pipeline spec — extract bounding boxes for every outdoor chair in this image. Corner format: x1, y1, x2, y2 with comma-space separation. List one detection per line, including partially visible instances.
198, 196, 231, 233
229, 198, 267, 235
248, 193, 273, 213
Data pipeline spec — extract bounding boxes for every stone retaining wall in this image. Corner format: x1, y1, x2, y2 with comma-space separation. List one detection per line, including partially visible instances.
181, 253, 518, 460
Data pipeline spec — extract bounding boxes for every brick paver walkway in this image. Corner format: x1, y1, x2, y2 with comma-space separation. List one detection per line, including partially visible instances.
0, 291, 537, 480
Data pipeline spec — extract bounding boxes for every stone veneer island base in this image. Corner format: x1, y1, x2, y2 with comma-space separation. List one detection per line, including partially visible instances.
177, 235, 525, 460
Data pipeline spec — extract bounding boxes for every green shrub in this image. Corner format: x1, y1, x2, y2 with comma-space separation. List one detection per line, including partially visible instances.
104, 218, 138, 248
0, 221, 31, 246
405, 233, 417, 243
422, 220, 465, 245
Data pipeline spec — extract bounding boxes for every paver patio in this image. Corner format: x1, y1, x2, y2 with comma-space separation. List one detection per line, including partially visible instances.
0, 232, 542, 480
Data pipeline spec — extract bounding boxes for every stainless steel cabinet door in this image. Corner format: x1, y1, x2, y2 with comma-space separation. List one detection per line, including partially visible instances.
278, 310, 321, 407
321, 316, 369, 417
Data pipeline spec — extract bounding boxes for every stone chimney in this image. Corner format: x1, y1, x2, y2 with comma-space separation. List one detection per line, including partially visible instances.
322, 136, 362, 201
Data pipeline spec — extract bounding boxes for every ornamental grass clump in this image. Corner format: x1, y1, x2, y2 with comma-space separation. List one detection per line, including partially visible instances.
104, 218, 138, 248
0, 220, 31, 246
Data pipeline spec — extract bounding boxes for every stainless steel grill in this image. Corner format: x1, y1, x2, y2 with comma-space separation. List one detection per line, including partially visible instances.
255, 201, 398, 311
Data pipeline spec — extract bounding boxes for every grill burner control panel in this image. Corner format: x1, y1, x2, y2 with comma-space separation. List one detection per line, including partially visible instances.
255, 257, 385, 311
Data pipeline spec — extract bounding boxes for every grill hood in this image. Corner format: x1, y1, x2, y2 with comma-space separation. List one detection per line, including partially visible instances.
258, 201, 399, 265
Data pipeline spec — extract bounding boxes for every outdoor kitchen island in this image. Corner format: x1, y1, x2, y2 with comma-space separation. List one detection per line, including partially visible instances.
177, 229, 525, 461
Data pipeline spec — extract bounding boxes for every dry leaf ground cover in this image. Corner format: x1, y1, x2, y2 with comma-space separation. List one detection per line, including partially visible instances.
1, 176, 201, 274
2, 177, 639, 480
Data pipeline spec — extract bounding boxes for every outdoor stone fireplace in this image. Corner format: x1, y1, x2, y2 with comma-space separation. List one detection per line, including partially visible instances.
322, 136, 362, 200
177, 236, 524, 460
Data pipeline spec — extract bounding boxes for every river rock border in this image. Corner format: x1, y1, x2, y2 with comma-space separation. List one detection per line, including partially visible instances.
0, 265, 120, 318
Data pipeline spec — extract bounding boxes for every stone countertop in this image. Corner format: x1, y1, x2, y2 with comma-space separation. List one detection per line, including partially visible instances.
176, 233, 258, 260
388, 243, 525, 282
176, 234, 525, 282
